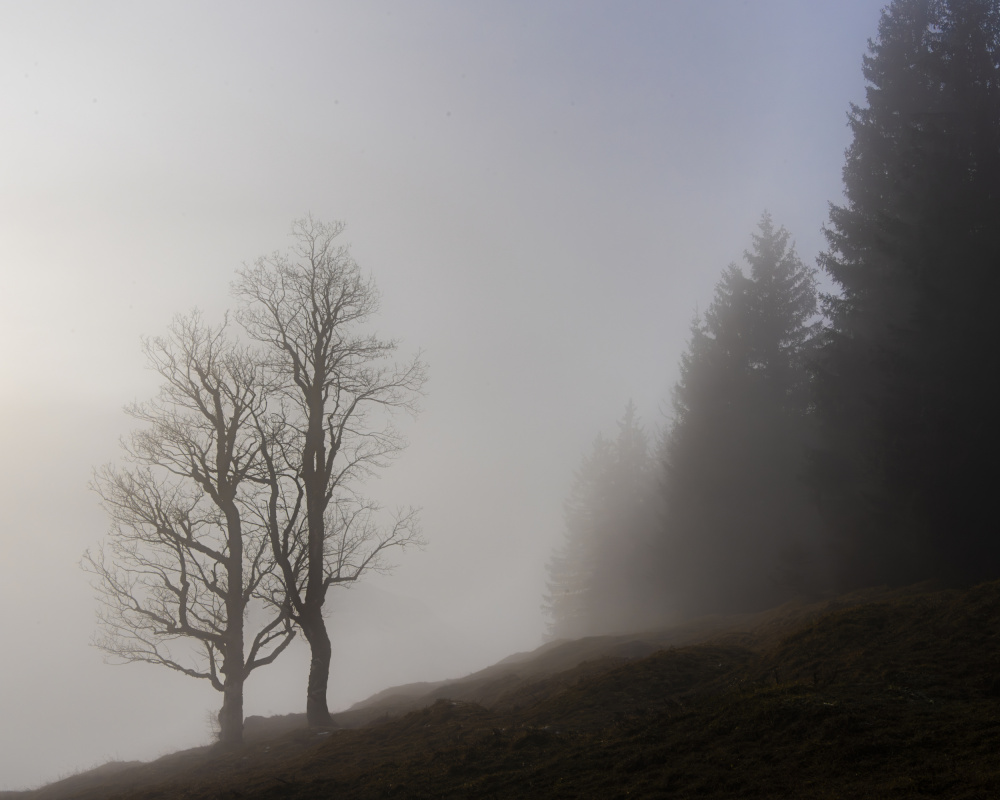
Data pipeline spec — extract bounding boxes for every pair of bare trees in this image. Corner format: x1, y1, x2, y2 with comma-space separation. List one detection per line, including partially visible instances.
83, 218, 426, 746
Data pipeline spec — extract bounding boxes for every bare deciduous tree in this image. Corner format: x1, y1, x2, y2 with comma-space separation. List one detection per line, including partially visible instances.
235, 216, 426, 726
83, 313, 294, 748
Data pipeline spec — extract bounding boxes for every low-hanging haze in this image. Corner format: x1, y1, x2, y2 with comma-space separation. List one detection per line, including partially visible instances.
0, 0, 884, 790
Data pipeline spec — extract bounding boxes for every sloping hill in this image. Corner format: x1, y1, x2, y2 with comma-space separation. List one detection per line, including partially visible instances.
8, 581, 1000, 799
321, 586, 887, 728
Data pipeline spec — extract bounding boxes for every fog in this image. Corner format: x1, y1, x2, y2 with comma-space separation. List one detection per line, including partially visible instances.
0, 1, 883, 789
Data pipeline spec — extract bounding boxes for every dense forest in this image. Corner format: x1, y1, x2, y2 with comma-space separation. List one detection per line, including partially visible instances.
545, 0, 1000, 637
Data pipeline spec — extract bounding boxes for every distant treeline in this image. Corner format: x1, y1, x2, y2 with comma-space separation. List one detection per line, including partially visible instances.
545, 0, 1000, 637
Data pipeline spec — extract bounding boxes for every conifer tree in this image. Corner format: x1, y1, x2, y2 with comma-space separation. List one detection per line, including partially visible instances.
813, 0, 1000, 585
661, 215, 825, 617
543, 434, 613, 640
544, 403, 658, 638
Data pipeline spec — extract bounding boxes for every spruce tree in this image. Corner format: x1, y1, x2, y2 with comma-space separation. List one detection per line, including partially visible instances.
661, 215, 826, 617
544, 403, 657, 638
543, 433, 614, 640
813, 0, 1000, 585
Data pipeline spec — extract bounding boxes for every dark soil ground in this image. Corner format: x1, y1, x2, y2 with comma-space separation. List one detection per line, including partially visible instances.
6, 581, 999, 799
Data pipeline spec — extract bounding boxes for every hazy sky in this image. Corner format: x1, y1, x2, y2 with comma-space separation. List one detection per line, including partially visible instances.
0, 0, 885, 789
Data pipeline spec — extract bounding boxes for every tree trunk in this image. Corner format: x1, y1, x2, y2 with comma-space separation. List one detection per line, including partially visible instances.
301, 380, 334, 728
217, 674, 245, 748
218, 575, 246, 748
218, 501, 246, 748
302, 608, 333, 727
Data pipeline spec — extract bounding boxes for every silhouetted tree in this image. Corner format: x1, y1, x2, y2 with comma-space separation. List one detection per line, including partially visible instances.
234, 217, 426, 726
84, 313, 295, 748
812, 0, 1000, 586
660, 214, 826, 617
544, 402, 658, 638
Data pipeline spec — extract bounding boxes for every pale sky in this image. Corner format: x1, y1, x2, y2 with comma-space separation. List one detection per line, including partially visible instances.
0, 0, 884, 789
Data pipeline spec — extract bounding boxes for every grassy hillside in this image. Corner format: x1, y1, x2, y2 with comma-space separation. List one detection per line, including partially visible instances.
7, 581, 1000, 799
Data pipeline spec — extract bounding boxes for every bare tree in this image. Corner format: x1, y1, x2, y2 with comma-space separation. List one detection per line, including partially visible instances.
83, 313, 294, 748
235, 216, 426, 726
